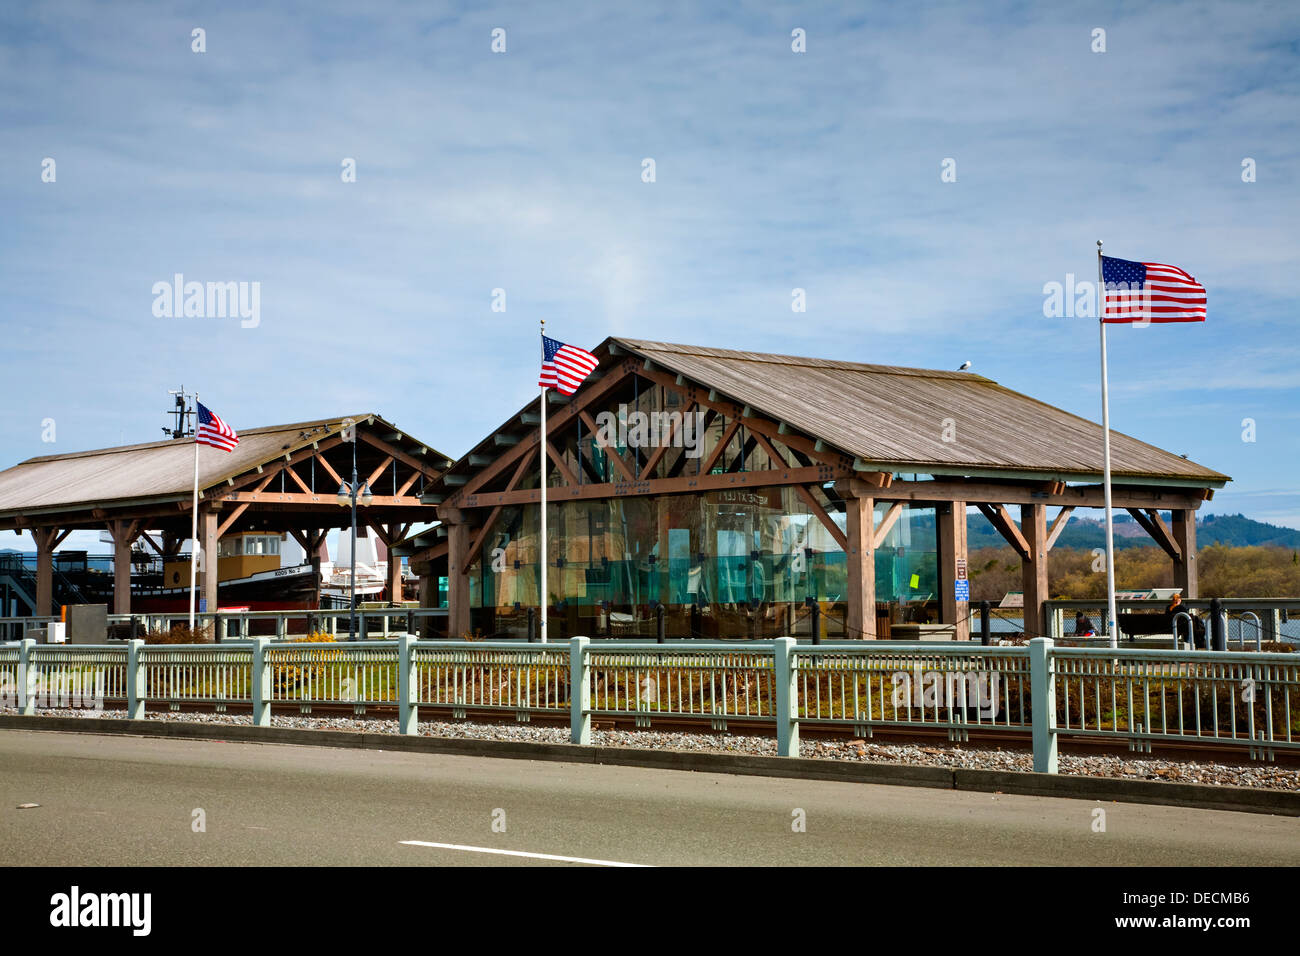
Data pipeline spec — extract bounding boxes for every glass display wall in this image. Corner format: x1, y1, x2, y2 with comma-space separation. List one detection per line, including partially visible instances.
467, 486, 938, 640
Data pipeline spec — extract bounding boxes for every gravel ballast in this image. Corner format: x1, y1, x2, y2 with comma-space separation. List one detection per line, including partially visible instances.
4, 706, 1297, 792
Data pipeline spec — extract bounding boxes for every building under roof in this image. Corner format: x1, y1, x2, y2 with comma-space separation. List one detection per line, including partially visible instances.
0, 414, 449, 617
398, 337, 1226, 641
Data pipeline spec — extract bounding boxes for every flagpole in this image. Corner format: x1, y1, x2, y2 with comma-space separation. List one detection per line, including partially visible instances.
188, 392, 200, 632
1097, 241, 1119, 649
539, 320, 548, 643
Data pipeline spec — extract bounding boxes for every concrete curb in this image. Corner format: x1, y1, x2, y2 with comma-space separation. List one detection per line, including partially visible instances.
2, 715, 1296, 816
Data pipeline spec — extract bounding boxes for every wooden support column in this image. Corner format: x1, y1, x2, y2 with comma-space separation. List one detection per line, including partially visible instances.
414, 566, 437, 637
843, 493, 877, 640
387, 547, 404, 605
108, 519, 140, 616
1020, 502, 1048, 638
442, 507, 472, 639
201, 509, 219, 622
32, 528, 58, 617
937, 501, 970, 641
1171, 509, 1198, 598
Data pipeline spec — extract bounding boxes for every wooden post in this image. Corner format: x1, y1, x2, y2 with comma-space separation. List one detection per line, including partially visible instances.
110, 520, 136, 616
442, 507, 472, 639
413, 563, 436, 638
844, 493, 876, 640
937, 501, 970, 641
33, 528, 57, 617
1021, 502, 1048, 638
201, 509, 219, 632
387, 546, 404, 605
1171, 508, 1198, 599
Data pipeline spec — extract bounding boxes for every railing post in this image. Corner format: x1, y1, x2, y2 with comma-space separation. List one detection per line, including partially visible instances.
774, 636, 799, 757
980, 600, 991, 646
656, 603, 665, 644
810, 601, 821, 645
359, 613, 368, 641
18, 638, 35, 716
1210, 597, 1226, 651
126, 639, 145, 719
569, 636, 590, 745
397, 634, 418, 735
276, 615, 287, 641
527, 607, 536, 643
1029, 637, 1057, 773
250, 637, 271, 727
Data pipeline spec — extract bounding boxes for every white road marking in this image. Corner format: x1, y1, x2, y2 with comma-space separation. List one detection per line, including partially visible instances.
400, 841, 650, 867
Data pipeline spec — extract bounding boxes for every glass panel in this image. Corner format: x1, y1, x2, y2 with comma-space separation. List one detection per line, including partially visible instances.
466, 485, 939, 639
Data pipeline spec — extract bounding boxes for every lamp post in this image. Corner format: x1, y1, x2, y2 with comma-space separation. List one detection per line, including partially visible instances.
336, 420, 373, 640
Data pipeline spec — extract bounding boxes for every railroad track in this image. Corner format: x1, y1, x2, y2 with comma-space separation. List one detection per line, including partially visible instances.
63, 698, 1300, 767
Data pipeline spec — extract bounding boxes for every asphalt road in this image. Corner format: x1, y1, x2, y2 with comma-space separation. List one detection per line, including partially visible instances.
2, 730, 1296, 866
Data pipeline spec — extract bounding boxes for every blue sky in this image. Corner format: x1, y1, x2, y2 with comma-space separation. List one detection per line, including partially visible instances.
2, 0, 1298, 554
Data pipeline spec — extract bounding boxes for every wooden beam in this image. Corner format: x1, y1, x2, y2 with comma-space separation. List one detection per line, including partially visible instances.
633, 364, 852, 471
365, 455, 395, 489
580, 410, 635, 481
1021, 503, 1049, 638
284, 465, 314, 496
844, 494, 877, 639
937, 501, 970, 641
977, 503, 1030, 559
219, 491, 429, 507
445, 360, 643, 505
1127, 508, 1181, 561
637, 401, 698, 479
357, 431, 441, 480
700, 419, 742, 475
546, 441, 580, 487
464, 447, 539, 574
313, 449, 344, 487
1045, 506, 1075, 552
872, 501, 905, 550
218, 434, 347, 496
461, 463, 847, 509
852, 477, 1208, 511
216, 502, 253, 538
793, 484, 847, 551
1172, 509, 1198, 598
397, 471, 421, 496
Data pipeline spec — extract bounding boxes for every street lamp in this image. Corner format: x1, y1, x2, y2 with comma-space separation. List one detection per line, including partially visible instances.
336, 422, 373, 640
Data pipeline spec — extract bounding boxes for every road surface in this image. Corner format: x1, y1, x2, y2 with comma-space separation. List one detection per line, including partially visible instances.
2, 730, 1296, 866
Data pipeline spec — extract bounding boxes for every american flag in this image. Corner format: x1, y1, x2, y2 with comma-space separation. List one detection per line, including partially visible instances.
196, 401, 239, 452
1101, 255, 1206, 324
539, 335, 599, 395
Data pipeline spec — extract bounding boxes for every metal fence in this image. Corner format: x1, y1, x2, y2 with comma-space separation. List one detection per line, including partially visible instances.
3, 636, 1297, 770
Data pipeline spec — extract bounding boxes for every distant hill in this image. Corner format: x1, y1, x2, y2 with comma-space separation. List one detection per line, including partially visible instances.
966, 511, 1300, 551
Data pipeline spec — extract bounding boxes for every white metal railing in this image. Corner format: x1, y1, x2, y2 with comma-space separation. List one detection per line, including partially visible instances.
140, 644, 253, 706
264, 641, 398, 707
23, 643, 127, 711
5, 637, 1298, 771
793, 643, 1033, 740
586, 643, 776, 728
413, 642, 569, 719
1051, 646, 1299, 761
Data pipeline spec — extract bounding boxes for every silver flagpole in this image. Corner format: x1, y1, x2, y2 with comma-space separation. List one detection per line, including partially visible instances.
1097, 241, 1119, 649
188, 392, 200, 631
539, 320, 548, 643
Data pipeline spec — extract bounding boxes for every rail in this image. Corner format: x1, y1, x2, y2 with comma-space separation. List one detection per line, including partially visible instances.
4, 637, 1297, 771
